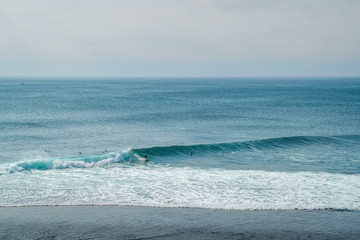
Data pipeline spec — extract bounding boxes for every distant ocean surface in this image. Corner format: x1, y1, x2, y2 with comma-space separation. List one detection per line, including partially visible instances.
1, 77, 359, 210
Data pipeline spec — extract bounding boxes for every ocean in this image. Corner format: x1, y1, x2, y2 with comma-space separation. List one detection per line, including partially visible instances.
1, 77, 360, 210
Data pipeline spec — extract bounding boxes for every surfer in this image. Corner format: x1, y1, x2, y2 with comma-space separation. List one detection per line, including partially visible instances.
144, 155, 148, 160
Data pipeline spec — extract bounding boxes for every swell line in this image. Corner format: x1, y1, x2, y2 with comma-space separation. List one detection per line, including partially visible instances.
1, 135, 358, 174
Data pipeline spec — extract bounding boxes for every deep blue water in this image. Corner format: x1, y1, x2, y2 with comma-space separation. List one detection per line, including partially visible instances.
0, 78, 359, 209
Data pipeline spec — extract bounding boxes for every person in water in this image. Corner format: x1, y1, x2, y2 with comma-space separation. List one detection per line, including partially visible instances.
144, 155, 147, 159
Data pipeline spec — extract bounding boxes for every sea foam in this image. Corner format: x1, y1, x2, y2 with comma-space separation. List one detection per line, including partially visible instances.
1, 166, 359, 210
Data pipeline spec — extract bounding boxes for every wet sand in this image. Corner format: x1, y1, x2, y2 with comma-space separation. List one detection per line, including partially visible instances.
1, 206, 359, 239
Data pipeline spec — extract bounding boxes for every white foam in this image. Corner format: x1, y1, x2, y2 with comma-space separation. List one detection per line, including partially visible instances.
0, 151, 132, 174
52, 159, 92, 169
1, 166, 359, 210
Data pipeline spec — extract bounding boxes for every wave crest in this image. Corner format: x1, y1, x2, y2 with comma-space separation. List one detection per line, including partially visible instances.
1, 152, 131, 174
1, 135, 358, 174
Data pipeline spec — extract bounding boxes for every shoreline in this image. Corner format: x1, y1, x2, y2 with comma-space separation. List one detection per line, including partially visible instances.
0, 204, 357, 212
1, 206, 359, 239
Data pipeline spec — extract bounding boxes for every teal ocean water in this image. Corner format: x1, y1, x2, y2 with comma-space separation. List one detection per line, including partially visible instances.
1, 78, 359, 210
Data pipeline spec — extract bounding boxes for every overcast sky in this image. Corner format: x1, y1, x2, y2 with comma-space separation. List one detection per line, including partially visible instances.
1, 0, 359, 77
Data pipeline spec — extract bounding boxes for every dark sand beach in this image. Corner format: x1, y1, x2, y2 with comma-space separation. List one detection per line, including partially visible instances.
1, 206, 359, 239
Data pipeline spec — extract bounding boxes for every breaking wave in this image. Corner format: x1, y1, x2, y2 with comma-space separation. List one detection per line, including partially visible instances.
1, 135, 359, 174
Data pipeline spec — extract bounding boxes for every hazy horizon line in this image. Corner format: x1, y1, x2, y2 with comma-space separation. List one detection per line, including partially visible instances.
1, 75, 360, 79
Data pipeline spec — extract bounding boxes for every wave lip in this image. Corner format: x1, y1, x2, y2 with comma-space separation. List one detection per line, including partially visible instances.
132, 134, 360, 157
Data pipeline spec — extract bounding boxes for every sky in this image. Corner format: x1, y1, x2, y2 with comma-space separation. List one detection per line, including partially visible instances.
0, 0, 359, 77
